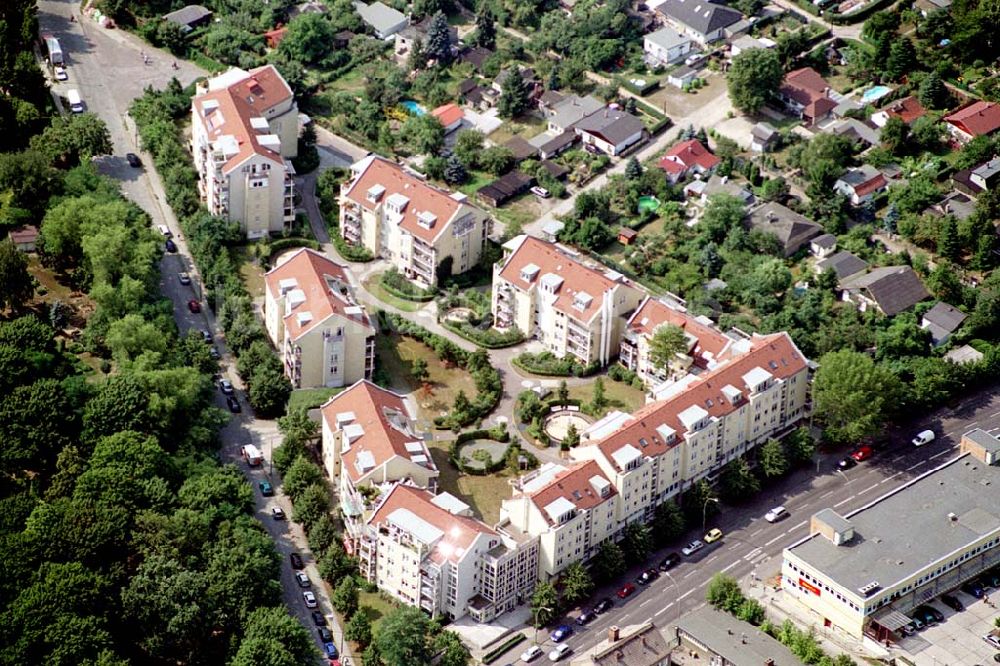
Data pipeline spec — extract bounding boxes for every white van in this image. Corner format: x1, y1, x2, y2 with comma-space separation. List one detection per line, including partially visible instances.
157, 224, 172, 237
912, 430, 935, 447
241, 444, 263, 466
66, 89, 84, 113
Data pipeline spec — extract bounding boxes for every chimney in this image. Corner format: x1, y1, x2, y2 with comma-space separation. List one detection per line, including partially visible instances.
609, 626, 620, 643
765, 661, 775, 666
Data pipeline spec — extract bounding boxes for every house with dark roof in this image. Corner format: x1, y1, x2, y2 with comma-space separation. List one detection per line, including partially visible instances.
504, 136, 539, 162
829, 118, 881, 150
537, 90, 566, 114
750, 121, 779, 152
778, 67, 837, 126
458, 45, 493, 73
840, 265, 929, 316
834, 165, 887, 205
815, 250, 868, 280
477, 171, 535, 207
574, 108, 647, 156
163, 4, 213, 33
539, 159, 569, 180
925, 191, 977, 221
944, 101, 1000, 144
654, 0, 743, 45
747, 202, 823, 257
809, 233, 837, 258
921, 302, 966, 346
672, 606, 803, 666
530, 130, 578, 159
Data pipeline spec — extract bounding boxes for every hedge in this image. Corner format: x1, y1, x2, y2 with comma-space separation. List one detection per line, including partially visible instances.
441, 320, 525, 349
332, 232, 375, 262
268, 237, 321, 258
448, 426, 512, 475
512, 351, 601, 377
380, 270, 436, 302
482, 634, 526, 664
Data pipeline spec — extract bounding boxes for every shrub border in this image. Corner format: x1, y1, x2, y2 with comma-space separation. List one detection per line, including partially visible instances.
482, 634, 526, 664
441, 319, 526, 349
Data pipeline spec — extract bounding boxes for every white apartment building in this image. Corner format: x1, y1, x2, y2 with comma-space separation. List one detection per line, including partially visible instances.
620, 296, 736, 388
263, 248, 375, 389
191, 65, 298, 238
339, 156, 491, 286
363, 483, 539, 621
319, 381, 439, 554
492, 235, 646, 366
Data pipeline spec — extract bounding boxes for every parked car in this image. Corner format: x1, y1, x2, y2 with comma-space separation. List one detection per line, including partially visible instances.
54, 65, 68, 81
682, 540, 705, 556
850, 445, 874, 462
258, 480, 274, 496
187, 299, 201, 313
125, 152, 142, 167
226, 395, 241, 413
550, 625, 572, 642
837, 457, 857, 470
165, 238, 177, 253
311, 611, 327, 626
912, 605, 942, 625
201, 330, 212, 343
984, 633, 1000, 650
219, 379, 234, 395
178, 272, 191, 285
659, 553, 680, 571
317, 627, 332, 642
617, 583, 636, 599
303, 591, 317, 608
900, 622, 916, 636
964, 580, 986, 598
637, 568, 658, 585
209, 345, 220, 359
323, 643, 338, 659
908, 616, 925, 631
765, 506, 789, 523
911, 429, 935, 447
593, 597, 614, 614
295, 572, 310, 588
548, 644, 571, 662
704, 528, 723, 543
576, 609, 596, 625
271, 506, 285, 520
941, 594, 964, 612
520, 645, 543, 662
290, 552, 304, 569
157, 224, 172, 237
530, 186, 551, 198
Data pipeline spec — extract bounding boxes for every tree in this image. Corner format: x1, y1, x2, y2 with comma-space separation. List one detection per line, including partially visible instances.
411, 357, 429, 383
498, 69, 530, 119
435, 631, 471, 666
652, 501, 686, 545
530, 581, 559, 626
875, 313, 931, 361
758, 438, 789, 479
279, 13, 335, 65
453, 129, 485, 168
30, 113, 113, 167
700, 194, 748, 244
718, 458, 760, 504
231, 606, 319, 666
880, 116, 909, 155
248, 367, 292, 418
727, 48, 782, 114
475, 6, 496, 49
706, 573, 745, 613
154, 19, 188, 55
590, 540, 626, 584
332, 577, 359, 617
479, 145, 515, 176
625, 156, 643, 181
557, 379, 569, 402
444, 154, 468, 184
292, 482, 330, 528
649, 323, 687, 373
0, 238, 32, 310
105, 314, 169, 364
400, 114, 445, 156
345, 610, 373, 647
318, 543, 355, 584
283, 456, 325, 501
918, 71, 950, 110
561, 422, 580, 449
783, 427, 816, 467
813, 349, 904, 444
375, 606, 432, 665
425, 12, 453, 65
884, 38, 916, 81
590, 377, 607, 412
759, 176, 789, 202
621, 522, 652, 561
560, 561, 594, 606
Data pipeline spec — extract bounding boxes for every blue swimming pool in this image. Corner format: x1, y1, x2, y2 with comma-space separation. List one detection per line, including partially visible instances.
401, 100, 426, 116
860, 85, 892, 104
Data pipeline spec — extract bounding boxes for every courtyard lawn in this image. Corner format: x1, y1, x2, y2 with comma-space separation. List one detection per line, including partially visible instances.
233, 246, 266, 299
568, 378, 647, 418
487, 113, 547, 146
288, 387, 343, 412
358, 590, 399, 632
456, 170, 494, 197
375, 334, 477, 423
361, 273, 423, 312
426, 439, 512, 525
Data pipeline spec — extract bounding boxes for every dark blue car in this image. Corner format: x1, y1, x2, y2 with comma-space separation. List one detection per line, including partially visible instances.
963, 580, 985, 598
323, 643, 338, 659
550, 625, 572, 642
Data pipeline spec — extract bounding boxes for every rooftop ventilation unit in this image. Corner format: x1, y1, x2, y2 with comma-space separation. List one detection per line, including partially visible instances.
858, 582, 880, 596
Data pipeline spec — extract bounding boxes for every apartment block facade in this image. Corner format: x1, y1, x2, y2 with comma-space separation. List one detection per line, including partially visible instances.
263, 248, 375, 389
492, 235, 646, 366
339, 156, 491, 286
191, 65, 298, 238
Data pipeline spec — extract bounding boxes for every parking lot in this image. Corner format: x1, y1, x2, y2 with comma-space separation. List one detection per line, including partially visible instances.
898, 588, 1000, 665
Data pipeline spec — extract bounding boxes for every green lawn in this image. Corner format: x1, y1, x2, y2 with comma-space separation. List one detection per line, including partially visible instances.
361, 274, 424, 312
456, 170, 494, 197
568, 378, 647, 419
232, 246, 266, 299
288, 387, 343, 412
426, 439, 513, 525
488, 113, 547, 146
375, 334, 477, 424
358, 590, 399, 632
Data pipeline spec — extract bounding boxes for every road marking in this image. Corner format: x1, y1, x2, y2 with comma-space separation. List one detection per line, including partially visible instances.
678, 590, 694, 601
721, 561, 740, 573
880, 472, 902, 484
791, 520, 807, 531
764, 533, 786, 547
705, 555, 719, 565
907, 460, 927, 471
655, 604, 672, 617
683, 570, 698, 579
749, 528, 763, 537
820, 490, 834, 499
744, 547, 763, 561
930, 449, 950, 460
640, 598, 652, 608
991, 411, 1000, 419
834, 495, 855, 508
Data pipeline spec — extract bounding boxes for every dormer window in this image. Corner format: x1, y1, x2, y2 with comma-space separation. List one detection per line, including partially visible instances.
386, 192, 409, 214
540, 273, 563, 294
573, 292, 593, 311
417, 210, 437, 229
520, 263, 540, 283
367, 184, 386, 203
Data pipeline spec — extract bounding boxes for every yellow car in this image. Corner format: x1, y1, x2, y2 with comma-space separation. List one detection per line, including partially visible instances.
704, 528, 724, 543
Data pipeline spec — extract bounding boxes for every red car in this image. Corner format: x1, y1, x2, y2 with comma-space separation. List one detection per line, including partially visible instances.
617, 583, 636, 599
850, 445, 873, 462
187, 299, 201, 313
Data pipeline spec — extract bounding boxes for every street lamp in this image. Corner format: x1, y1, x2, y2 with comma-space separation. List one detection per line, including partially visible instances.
702, 497, 719, 533
532, 606, 553, 646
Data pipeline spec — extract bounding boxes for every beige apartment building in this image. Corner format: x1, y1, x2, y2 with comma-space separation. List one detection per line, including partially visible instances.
191, 65, 298, 238
362, 483, 539, 622
620, 296, 735, 388
263, 248, 375, 389
339, 156, 491, 286
319, 381, 439, 554
492, 235, 646, 366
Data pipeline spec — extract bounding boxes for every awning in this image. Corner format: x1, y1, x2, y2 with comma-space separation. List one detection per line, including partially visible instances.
873, 608, 912, 632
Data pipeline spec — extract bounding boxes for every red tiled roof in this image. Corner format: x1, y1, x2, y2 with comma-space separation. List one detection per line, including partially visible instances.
9, 225, 38, 244
368, 484, 494, 562
659, 139, 721, 173
853, 173, 887, 197
264, 248, 373, 340
521, 461, 617, 526
626, 297, 732, 361
265, 26, 288, 47
431, 103, 464, 127
320, 381, 436, 484
945, 101, 1000, 138
498, 236, 625, 323
591, 333, 807, 470
343, 157, 465, 244
882, 95, 926, 125
781, 67, 836, 120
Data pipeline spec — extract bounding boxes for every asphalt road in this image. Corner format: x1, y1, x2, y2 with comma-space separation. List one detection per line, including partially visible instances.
521, 389, 1000, 663
35, 2, 350, 661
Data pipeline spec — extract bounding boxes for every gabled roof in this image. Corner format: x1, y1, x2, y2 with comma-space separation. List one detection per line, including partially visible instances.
837, 165, 887, 197
353, 1, 407, 34
321, 381, 437, 484
659, 139, 720, 173
656, 0, 742, 35
645, 25, 691, 51
549, 95, 605, 130
922, 301, 966, 335
574, 108, 645, 146
945, 101, 1000, 138
163, 4, 212, 28
265, 248, 374, 340
815, 251, 868, 280
675, 606, 803, 666
504, 136, 539, 161
459, 46, 493, 71
747, 202, 823, 256
626, 297, 732, 362
881, 95, 927, 124
431, 103, 464, 127
9, 225, 39, 244
751, 122, 778, 141
517, 461, 617, 526
780, 67, 836, 119
589, 333, 807, 470
841, 266, 930, 316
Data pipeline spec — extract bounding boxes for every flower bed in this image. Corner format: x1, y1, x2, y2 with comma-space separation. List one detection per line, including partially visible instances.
442, 320, 525, 349
512, 351, 601, 377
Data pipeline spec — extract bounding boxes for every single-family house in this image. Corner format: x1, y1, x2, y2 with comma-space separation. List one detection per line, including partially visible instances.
810, 234, 837, 258
654, 0, 743, 45
658, 139, 720, 183
778, 67, 837, 126
353, 1, 408, 39
493, 67, 537, 95
944, 101, 1000, 144
925, 191, 977, 220
747, 202, 823, 257
430, 103, 464, 133
163, 4, 213, 33
685, 175, 754, 206
531, 130, 578, 159
830, 118, 881, 150
840, 266, 929, 316
921, 301, 966, 346
834, 165, 887, 205
504, 136, 539, 162
643, 26, 693, 66
815, 251, 868, 280
730, 35, 768, 56
573, 108, 646, 157
667, 63, 703, 89
750, 122, 779, 152
959, 158, 1000, 195
946, 344, 983, 365
9, 225, 38, 252
477, 171, 535, 207
915, 0, 952, 16
546, 94, 604, 134
395, 17, 458, 61
537, 90, 566, 115
458, 45, 493, 72
871, 95, 927, 127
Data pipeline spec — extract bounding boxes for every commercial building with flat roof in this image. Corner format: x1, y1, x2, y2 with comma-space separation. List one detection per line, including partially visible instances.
782, 430, 1000, 639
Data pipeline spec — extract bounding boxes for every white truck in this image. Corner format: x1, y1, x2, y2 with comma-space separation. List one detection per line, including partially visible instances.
66, 89, 83, 113
44, 35, 63, 66
241, 444, 263, 467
